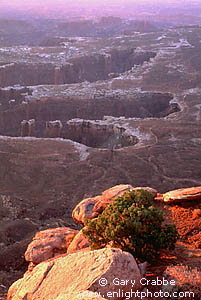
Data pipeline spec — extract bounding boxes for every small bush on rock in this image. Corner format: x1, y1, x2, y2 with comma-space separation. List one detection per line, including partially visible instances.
83, 189, 179, 262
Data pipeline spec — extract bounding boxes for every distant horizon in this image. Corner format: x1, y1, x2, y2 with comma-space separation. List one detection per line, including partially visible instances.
1, 0, 201, 9
0, 0, 201, 20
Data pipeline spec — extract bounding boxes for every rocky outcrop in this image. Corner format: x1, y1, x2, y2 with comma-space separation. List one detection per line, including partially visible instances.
4, 183, 201, 300
72, 185, 133, 225
7, 248, 141, 300
73, 184, 201, 227
72, 185, 159, 225
65, 119, 138, 149
94, 186, 158, 214
45, 120, 63, 138
25, 227, 78, 265
72, 196, 101, 225
67, 229, 90, 254
101, 184, 133, 203
20, 119, 35, 137
163, 186, 201, 203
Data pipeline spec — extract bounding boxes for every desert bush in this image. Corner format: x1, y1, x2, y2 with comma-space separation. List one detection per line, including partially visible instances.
83, 189, 179, 262
163, 265, 201, 299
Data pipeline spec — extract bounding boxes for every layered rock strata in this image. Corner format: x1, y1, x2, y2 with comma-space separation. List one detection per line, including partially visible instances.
0, 50, 156, 87
0, 87, 177, 139
65, 119, 138, 149
163, 186, 201, 203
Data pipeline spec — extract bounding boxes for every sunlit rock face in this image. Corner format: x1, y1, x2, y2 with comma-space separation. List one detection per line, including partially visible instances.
7, 248, 141, 300
25, 227, 78, 265
163, 186, 201, 203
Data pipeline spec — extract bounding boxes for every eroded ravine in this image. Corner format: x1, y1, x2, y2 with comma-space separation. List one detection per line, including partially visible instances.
0, 86, 180, 150
0, 49, 156, 87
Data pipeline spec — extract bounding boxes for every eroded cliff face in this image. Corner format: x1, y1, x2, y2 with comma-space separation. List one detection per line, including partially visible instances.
65, 119, 138, 149
0, 63, 56, 87
0, 87, 30, 110
0, 90, 178, 138
0, 49, 156, 87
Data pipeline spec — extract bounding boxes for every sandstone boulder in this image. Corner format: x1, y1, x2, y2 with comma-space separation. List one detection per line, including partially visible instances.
102, 184, 133, 203
134, 186, 158, 197
67, 229, 90, 254
93, 184, 133, 214
94, 185, 157, 214
73, 185, 158, 226
72, 196, 101, 225
93, 200, 108, 215
163, 186, 201, 203
25, 227, 78, 265
7, 248, 141, 300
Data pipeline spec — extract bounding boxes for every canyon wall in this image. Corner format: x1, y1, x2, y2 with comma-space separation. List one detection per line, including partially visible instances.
65, 119, 138, 148
0, 87, 31, 114
0, 50, 156, 87
0, 63, 55, 87
0, 92, 175, 137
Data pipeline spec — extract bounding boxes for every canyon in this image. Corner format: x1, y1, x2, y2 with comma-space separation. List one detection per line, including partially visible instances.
0, 87, 177, 144
0, 49, 156, 87
0, 18, 200, 300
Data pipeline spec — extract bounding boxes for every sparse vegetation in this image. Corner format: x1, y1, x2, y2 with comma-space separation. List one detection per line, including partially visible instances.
83, 189, 179, 262
163, 265, 201, 299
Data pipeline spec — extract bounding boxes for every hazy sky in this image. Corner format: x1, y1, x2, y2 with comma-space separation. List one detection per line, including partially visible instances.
0, 0, 191, 6
0, 0, 200, 19
0, 0, 200, 8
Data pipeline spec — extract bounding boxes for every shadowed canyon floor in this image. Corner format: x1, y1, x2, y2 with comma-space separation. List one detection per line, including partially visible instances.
0, 25, 201, 299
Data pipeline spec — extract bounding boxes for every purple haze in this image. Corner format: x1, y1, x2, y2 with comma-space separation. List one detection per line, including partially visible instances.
0, 0, 200, 19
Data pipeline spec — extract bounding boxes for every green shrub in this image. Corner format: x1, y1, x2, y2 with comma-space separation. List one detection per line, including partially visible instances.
83, 189, 179, 262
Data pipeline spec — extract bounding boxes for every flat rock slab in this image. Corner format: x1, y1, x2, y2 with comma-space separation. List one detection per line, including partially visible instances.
7, 248, 141, 300
163, 186, 201, 203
